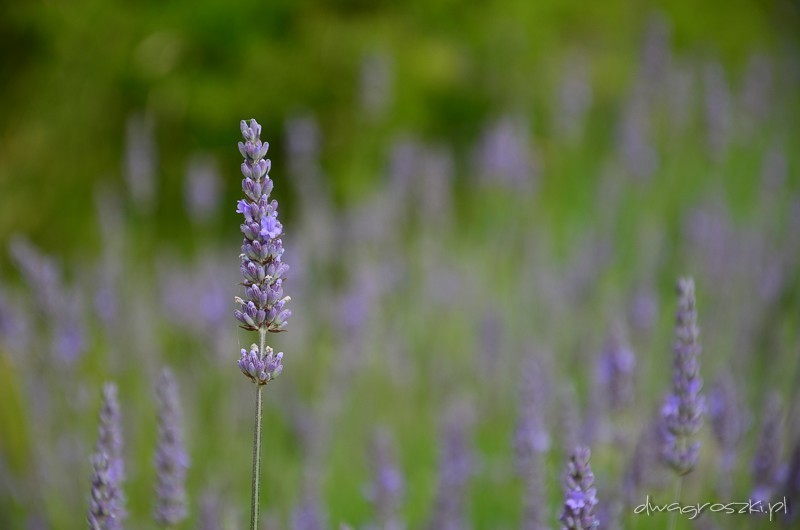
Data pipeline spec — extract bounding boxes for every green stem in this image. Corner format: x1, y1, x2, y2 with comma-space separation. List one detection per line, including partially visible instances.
249, 328, 267, 530
669, 477, 683, 530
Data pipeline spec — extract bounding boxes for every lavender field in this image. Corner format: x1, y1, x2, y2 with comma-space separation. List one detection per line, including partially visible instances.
1, 2, 799, 529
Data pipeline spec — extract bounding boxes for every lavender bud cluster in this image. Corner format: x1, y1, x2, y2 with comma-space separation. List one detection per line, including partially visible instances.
154, 369, 189, 527
560, 446, 599, 530
234, 119, 290, 384
238, 344, 284, 385
660, 277, 705, 476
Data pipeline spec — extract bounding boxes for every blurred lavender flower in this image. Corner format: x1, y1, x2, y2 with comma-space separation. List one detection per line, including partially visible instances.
0, 287, 31, 354
184, 155, 222, 224
51, 288, 88, 365
124, 113, 157, 212
87, 453, 120, 530
623, 418, 667, 507
360, 51, 394, 118
555, 55, 593, 143
560, 446, 599, 530
639, 12, 672, 88
596, 322, 636, 413
703, 61, 733, 160
664, 60, 695, 135
154, 369, 189, 527
514, 357, 550, 530
364, 428, 405, 530
617, 90, 658, 180
197, 491, 223, 530
739, 53, 773, 131
558, 385, 582, 456
660, 277, 705, 476
95, 383, 125, 521
708, 371, 745, 495
290, 487, 327, 530
428, 403, 473, 530
751, 393, 784, 503
87, 383, 125, 530
475, 115, 538, 192
234, 119, 292, 342
9, 236, 62, 314
783, 438, 800, 523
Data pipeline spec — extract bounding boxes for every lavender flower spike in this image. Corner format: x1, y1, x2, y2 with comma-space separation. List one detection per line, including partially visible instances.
235, 119, 291, 530
660, 277, 705, 476
154, 368, 189, 527
560, 446, 599, 530
88, 453, 118, 530
87, 382, 125, 530
234, 118, 291, 341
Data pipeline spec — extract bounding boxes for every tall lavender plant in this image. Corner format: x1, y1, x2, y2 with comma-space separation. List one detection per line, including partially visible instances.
659, 277, 704, 477
154, 369, 189, 528
234, 119, 291, 530
659, 277, 704, 530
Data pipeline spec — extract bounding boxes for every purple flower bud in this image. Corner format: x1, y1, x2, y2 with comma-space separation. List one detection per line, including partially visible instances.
238, 344, 283, 385
243, 178, 262, 202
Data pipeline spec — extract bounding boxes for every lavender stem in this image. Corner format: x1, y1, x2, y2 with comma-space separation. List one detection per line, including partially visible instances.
250, 327, 267, 530
669, 478, 682, 530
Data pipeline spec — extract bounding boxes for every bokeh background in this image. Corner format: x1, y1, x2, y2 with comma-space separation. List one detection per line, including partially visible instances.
1, 0, 800, 528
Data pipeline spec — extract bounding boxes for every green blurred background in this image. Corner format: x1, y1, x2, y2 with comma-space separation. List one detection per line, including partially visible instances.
1, 0, 798, 253
1, 1, 800, 529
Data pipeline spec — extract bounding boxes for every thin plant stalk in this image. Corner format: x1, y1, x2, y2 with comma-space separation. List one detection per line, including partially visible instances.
669, 478, 682, 530
249, 328, 267, 530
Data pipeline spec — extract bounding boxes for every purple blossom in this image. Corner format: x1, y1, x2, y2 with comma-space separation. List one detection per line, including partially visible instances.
154, 369, 189, 527
660, 277, 705, 476
560, 446, 599, 530
234, 119, 292, 349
